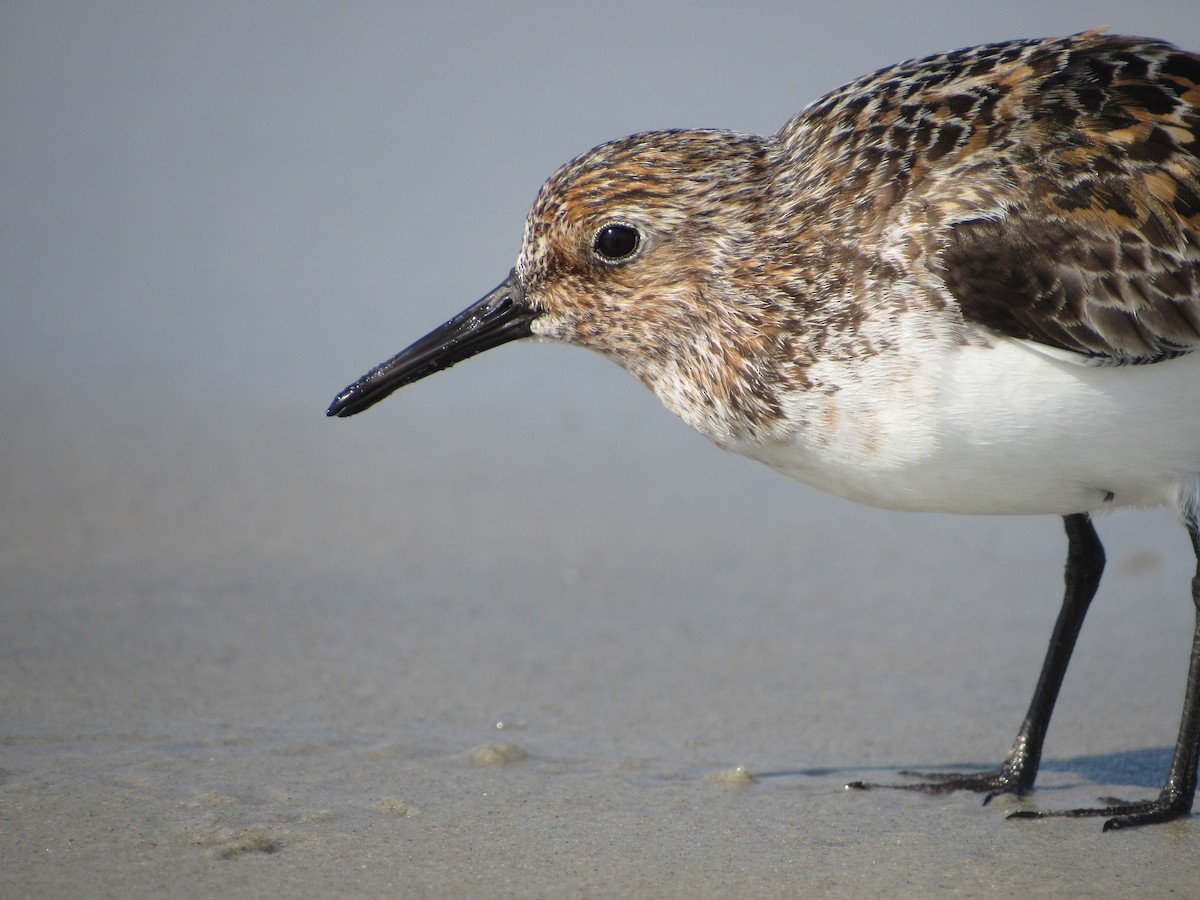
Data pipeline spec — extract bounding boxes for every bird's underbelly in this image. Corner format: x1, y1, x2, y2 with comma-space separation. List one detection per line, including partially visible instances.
731, 340, 1200, 516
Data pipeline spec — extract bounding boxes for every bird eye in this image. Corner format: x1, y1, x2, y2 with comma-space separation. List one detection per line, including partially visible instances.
592, 222, 641, 263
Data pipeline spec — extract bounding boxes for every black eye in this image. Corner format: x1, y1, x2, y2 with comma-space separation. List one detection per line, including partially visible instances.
592, 222, 641, 262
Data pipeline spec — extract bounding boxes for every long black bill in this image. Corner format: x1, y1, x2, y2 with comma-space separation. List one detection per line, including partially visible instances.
327, 269, 535, 418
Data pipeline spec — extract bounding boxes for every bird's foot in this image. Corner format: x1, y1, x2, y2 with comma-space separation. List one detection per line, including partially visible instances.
846, 765, 1030, 805
1007, 790, 1193, 830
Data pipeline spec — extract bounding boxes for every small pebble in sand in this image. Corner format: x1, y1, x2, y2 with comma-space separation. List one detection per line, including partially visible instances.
193, 825, 282, 859
707, 765, 758, 785
464, 741, 529, 766
375, 797, 423, 816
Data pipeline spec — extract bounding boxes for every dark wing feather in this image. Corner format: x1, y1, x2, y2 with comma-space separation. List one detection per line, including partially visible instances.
943, 208, 1200, 362
940, 37, 1200, 363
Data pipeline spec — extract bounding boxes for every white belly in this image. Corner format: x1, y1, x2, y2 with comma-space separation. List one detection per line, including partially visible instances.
734, 339, 1200, 517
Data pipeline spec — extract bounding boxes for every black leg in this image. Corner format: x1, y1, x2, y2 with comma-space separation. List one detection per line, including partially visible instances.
848, 513, 1104, 799
1009, 514, 1200, 829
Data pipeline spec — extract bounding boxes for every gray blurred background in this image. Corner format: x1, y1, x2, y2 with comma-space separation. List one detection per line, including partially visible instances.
6, 1, 1198, 417
4, 2, 1200, 896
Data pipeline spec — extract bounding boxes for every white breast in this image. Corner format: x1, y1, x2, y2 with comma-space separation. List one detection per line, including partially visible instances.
734, 335, 1200, 518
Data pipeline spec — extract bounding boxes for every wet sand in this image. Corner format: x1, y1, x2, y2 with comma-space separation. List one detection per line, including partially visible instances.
5, 3, 1200, 896
4, 377, 1200, 897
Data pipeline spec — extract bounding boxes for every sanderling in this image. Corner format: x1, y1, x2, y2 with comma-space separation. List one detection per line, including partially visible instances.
329, 30, 1200, 830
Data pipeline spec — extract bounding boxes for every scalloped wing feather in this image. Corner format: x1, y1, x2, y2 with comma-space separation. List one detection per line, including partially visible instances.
937, 37, 1200, 363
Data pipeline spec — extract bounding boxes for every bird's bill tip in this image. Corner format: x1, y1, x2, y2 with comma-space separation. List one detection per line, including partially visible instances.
326, 270, 534, 418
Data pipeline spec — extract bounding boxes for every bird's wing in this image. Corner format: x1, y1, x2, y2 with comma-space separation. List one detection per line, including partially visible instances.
937, 38, 1200, 364
941, 201, 1200, 364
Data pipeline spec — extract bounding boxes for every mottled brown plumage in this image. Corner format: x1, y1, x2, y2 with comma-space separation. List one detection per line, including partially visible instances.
330, 32, 1200, 830
511, 31, 1200, 448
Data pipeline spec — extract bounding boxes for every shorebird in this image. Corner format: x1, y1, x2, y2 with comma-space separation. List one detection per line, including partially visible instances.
328, 31, 1200, 830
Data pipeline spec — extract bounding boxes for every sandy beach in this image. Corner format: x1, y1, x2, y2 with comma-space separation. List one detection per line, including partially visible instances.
5, 3, 1200, 896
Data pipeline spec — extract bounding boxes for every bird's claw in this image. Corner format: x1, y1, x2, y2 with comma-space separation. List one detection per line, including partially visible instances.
847, 767, 1030, 800
1006, 793, 1193, 830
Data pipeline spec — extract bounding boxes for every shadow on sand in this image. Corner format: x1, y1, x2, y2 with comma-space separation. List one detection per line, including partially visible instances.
757, 746, 1174, 792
